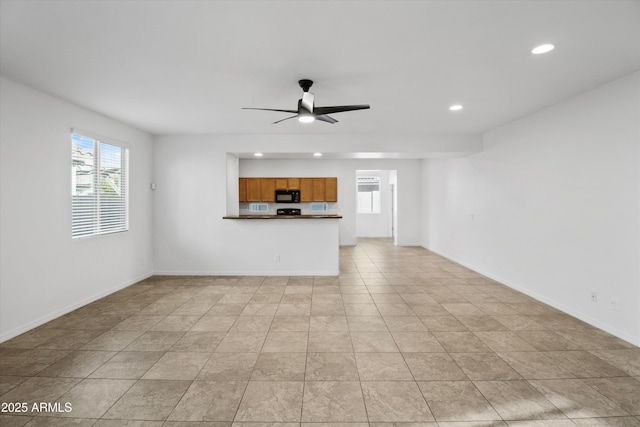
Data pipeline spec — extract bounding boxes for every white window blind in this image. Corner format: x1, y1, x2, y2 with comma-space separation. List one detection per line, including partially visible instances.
71, 132, 129, 238
357, 176, 381, 214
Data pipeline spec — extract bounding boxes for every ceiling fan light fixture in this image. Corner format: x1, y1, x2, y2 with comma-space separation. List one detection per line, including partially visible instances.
531, 43, 555, 54
298, 115, 315, 123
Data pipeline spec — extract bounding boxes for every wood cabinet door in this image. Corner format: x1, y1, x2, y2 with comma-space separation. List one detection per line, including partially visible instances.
325, 177, 338, 202
312, 178, 326, 201
299, 178, 313, 202
260, 178, 276, 202
238, 178, 247, 202
245, 178, 261, 202
274, 178, 288, 190
287, 178, 300, 189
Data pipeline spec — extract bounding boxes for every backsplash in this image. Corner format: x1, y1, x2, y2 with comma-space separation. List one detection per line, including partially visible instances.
239, 202, 339, 216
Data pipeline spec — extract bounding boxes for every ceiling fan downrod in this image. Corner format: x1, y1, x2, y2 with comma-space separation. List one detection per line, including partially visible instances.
298, 79, 313, 93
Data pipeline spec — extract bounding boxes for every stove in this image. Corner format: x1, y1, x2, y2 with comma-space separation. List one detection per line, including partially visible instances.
277, 208, 301, 216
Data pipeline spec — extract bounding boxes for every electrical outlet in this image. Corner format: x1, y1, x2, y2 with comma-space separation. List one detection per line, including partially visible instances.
611, 298, 620, 310
591, 292, 598, 303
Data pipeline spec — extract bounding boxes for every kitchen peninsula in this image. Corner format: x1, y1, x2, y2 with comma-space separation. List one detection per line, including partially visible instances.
222, 215, 340, 275
223, 175, 341, 276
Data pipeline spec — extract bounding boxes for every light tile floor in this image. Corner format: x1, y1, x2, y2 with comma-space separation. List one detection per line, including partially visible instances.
1, 238, 639, 426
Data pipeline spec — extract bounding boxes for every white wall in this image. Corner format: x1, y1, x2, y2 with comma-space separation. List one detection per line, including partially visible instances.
226, 153, 240, 216
153, 141, 344, 275
356, 170, 394, 238
422, 72, 640, 345
151, 130, 477, 273
152, 131, 476, 275
152, 137, 425, 275
0, 77, 154, 341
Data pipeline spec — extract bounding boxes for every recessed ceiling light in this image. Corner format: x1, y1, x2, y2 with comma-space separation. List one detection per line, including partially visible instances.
531, 44, 555, 54
254, 152, 263, 157
298, 115, 315, 123
313, 152, 322, 157
449, 104, 463, 111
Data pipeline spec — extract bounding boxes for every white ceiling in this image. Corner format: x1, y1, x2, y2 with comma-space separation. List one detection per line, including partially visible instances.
1, 0, 639, 140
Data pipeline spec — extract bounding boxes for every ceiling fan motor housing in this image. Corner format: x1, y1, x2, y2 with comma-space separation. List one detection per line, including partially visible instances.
298, 79, 313, 92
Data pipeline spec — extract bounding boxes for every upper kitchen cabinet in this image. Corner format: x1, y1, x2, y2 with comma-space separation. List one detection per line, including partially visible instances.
260, 179, 276, 202
312, 178, 326, 202
239, 178, 247, 202
274, 178, 288, 190
287, 178, 300, 189
300, 178, 313, 202
241, 178, 274, 202
275, 178, 300, 190
239, 177, 337, 202
244, 178, 260, 202
301, 178, 337, 202
325, 177, 338, 202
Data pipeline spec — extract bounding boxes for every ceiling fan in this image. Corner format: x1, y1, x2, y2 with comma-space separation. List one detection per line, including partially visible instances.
242, 79, 370, 124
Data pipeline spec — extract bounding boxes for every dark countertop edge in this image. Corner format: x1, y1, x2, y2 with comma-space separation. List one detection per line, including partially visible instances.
223, 215, 342, 219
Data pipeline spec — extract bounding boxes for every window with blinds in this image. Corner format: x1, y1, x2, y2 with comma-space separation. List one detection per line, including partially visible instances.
357, 176, 381, 214
71, 132, 129, 238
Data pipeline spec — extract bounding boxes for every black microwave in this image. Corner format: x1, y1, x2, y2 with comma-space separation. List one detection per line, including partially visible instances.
275, 189, 300, 203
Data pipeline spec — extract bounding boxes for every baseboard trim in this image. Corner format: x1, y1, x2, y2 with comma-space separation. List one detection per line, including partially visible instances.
0, 271, 153, 343
152, 270, 340, 277
422, 245, 640, 347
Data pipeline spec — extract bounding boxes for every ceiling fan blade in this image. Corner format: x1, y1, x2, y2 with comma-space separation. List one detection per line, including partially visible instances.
315, 114, 338, 124
242, 107, 299, 114
301, 92, 314, 112
313, 104, 370, 115
272, 115, 299, 124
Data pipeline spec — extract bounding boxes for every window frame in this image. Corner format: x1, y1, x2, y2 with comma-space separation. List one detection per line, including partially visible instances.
71, 129, 130, 239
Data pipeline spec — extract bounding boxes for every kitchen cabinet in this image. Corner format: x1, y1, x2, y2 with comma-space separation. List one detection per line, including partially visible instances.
245, 178, 261, 202
274, 178, 288, 190
239, 177, 337, 202
241, 178, 276, 202
274, 178, 301, 190
239, 178, 247, 202
325, 177, 338, 202
299, 178, 313, 202
312, 178, 326, 201
260, 179, 276, 202
287, 178, 300, 189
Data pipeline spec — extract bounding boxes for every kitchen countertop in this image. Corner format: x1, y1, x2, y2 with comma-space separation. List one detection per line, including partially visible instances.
223, 214, 342, 219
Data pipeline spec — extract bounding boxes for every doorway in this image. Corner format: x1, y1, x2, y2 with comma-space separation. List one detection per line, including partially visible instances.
355, 170, 398, 244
